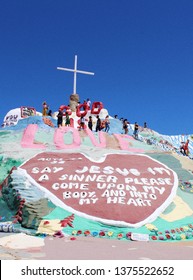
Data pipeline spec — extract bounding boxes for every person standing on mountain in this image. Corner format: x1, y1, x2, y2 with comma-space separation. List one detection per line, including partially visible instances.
57, 109, 63, 128
133, 122, 139, 139
86, 98, 91, 109
88, 116, 93, 131
42, 101, 48, 116
122, 119, 129, 134
79, 116, 85, 130
180, 139, 190, 156
65, 112, 70, 126
96, 115, 101, 132
104, 115, 110, 133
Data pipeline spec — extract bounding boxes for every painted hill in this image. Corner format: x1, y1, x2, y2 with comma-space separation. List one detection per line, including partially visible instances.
1, 104, 193, 242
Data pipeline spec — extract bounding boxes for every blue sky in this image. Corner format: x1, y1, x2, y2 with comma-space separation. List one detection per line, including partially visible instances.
0, 0, 193, 135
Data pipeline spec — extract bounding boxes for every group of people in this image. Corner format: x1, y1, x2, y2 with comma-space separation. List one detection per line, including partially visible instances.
45, 102, 191, 156
45, 100, 146, 138
118, 113, 191, 156
95, 115, 110, 132
57, 106, 143, 138
43, 98, 91, 118
122, 119, 140, 139
76, 98, 91, 110
117, 113, 147, 139
56, 110, 110, 133
79, 115, 110, 132
57, 110, 71, 128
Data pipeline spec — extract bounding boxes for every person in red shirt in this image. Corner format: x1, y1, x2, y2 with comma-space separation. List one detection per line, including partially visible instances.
180, 139, 189, 156
183, 139, 190, 156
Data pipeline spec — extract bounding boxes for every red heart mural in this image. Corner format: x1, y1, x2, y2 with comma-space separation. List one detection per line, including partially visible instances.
20, 152, 178, 227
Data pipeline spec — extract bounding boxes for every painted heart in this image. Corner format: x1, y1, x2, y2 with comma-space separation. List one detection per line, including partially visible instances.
20, 152, 178, 227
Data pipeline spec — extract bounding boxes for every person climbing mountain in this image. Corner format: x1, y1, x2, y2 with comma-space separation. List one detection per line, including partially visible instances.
180, 139, 190, 156
184, 139, 190, 155
104, 115, 110, 133
122, 119, 129, 134
133, 122, 139, 139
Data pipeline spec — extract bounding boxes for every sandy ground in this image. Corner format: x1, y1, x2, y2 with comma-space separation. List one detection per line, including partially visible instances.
0, 232, 193, 260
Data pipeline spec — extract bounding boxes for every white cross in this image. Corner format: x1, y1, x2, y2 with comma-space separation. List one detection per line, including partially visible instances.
57, 55, 94, 94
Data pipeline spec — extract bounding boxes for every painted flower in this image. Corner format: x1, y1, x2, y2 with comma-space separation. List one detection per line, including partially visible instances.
92, 231, 98, 237
117, 233, 123, 239
77, 230, 82, 235
125, 233, 131, 240
151, 236, 157, 240
72, 230, 77, 235
84, 230, 90, 236
165, 234, 171, 239
70, 237, 76, 241
180, 234, 186, 240
99, 231, 105, 237
107, 231, 114, 237
158, 236, 164, 240
53, 231, 64, 238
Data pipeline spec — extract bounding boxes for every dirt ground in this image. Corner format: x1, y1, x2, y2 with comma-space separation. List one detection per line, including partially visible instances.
0, 232, 193, 260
